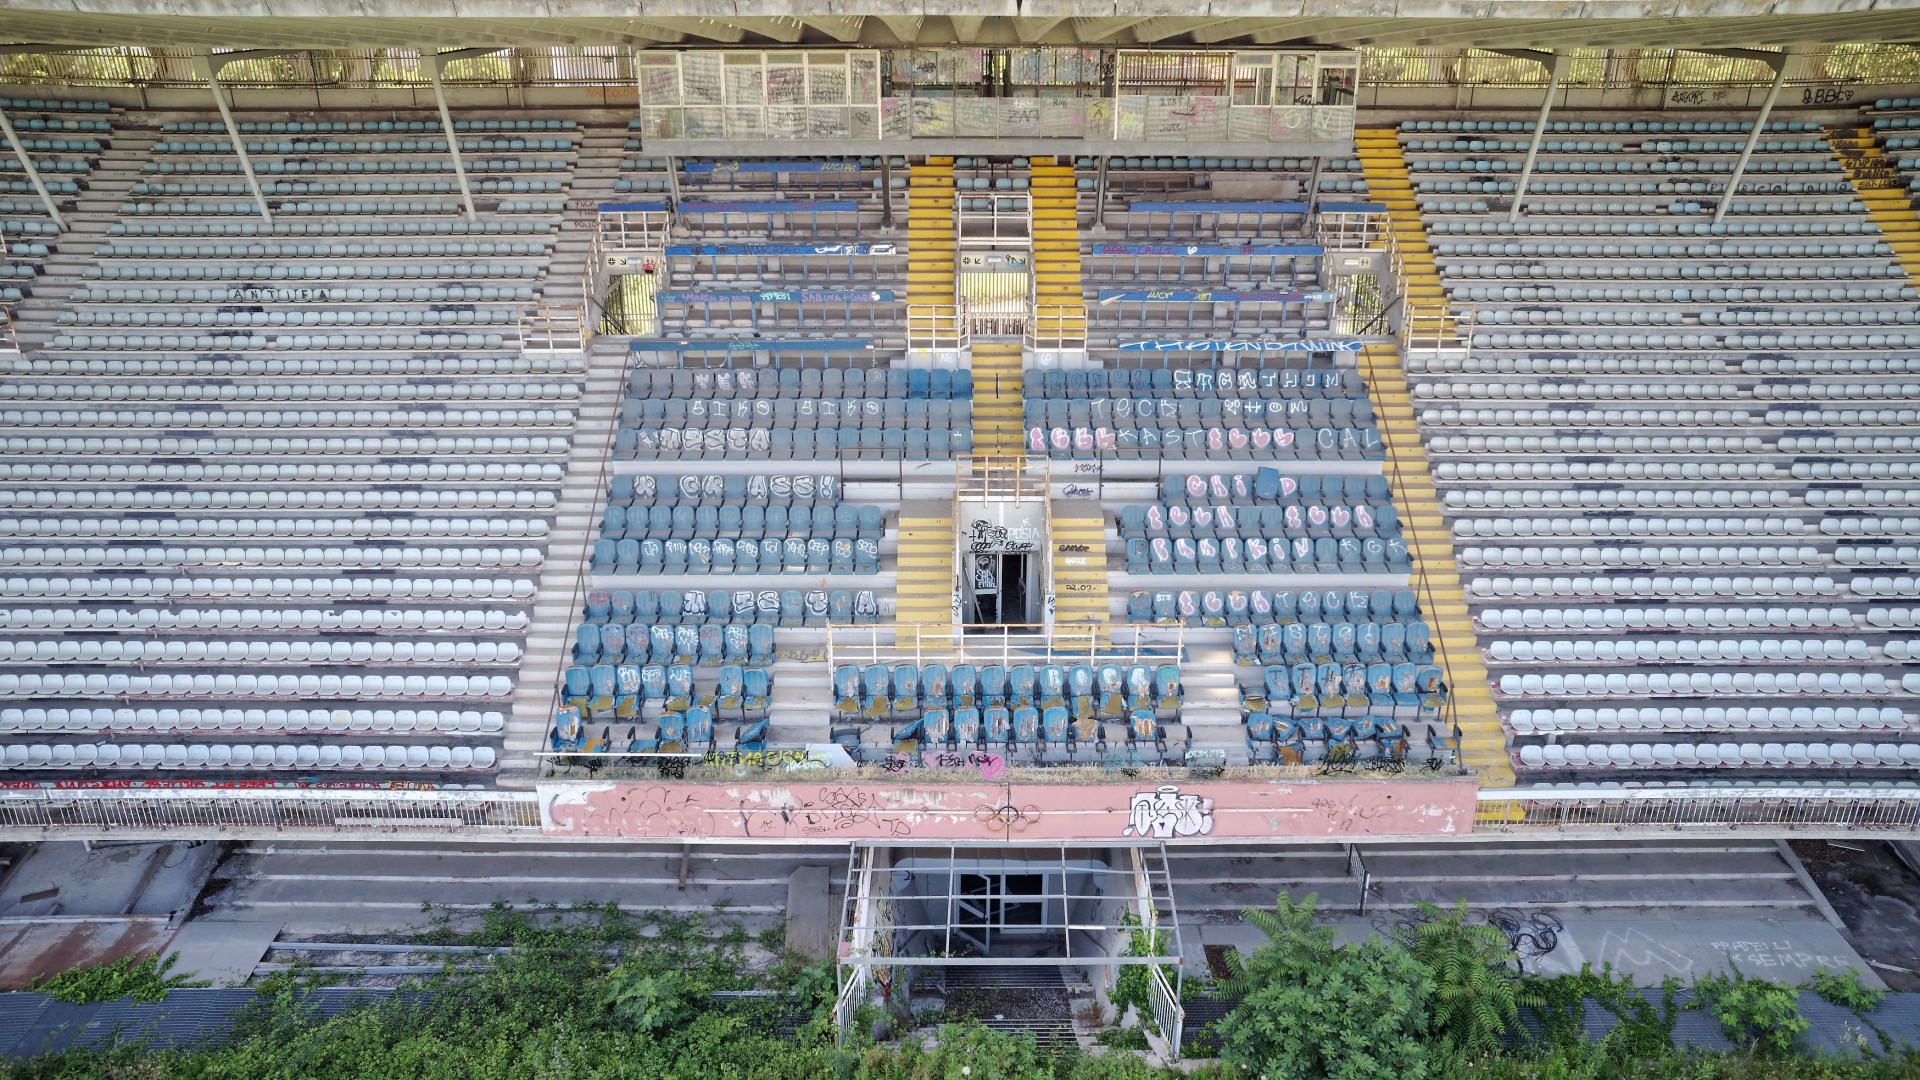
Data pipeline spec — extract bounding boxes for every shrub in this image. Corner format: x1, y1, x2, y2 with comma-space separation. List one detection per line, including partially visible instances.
30, 953, 206, 1004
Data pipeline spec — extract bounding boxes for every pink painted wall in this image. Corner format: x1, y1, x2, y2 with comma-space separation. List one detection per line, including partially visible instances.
539, 778, 1477, 842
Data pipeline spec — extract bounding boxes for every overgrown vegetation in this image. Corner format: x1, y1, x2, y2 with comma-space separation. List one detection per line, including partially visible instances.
9, 899, 1920, 1080
29, 953, 207, 1004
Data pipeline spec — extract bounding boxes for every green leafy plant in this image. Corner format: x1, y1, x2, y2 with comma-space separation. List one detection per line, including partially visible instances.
1690, 966, 1809, 1057
1214, 893, 1435, 1080
1109, 911, 1178, 1034
1519, 962, 1678, 1061
1393, 901, 1519, 1054
1810, 967, 1885, 1014
601, 966, 696, 1035
30, 952, 207, 1004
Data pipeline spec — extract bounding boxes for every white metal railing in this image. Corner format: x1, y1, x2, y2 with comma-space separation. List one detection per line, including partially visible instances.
6, 45, 1917, 94
825, 623, 1184, 670
0, 787, 542, 834
1025, 306, 1088, 351
956, 192, 1031, 243
1401, 305, 1474, 353
959, 455, 1047, 502
906, 303, 970, 351
1477, 786, 1920, 832
0, 306, 17, 352
518, 303, 590, 351
1316, 209, 1389, 253
599, 207, 673, 254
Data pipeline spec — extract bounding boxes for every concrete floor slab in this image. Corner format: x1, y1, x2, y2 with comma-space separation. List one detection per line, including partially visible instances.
161, 921, 283, 988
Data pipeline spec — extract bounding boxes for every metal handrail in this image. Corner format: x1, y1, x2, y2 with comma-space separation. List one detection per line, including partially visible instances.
906, 303, 970, 351
1024, 306, 1088, 351
0, 306, 16, 352
1477, 785, 1920, 833
535, 344, 638, 768
826, 623, 1183, 670
1354, 342, 1466, 759
518, 303, 591, 351
959, 454, 1046, 502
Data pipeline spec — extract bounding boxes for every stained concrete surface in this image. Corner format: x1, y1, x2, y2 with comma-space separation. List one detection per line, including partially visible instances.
1791, 839, 1920, 992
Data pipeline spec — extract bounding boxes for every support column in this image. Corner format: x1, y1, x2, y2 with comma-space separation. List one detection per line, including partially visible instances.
1500, 50, 1566, 223
880, 155, 894, 228
0, 106, 65, 231
1305, 156, 1322, 212
665, 155, 683, 206
1713, 51, 1790, 225
426, 52, 478, 221
192, 53, 271, 222
1092, 154, 1110, 224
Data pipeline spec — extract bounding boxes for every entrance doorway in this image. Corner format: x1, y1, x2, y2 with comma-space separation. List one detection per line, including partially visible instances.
966, 551, 1033, 626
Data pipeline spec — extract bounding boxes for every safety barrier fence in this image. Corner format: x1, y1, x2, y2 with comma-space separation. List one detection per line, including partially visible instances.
824, 623, 1185, 670
1, 785, 1919, 836
6, 45, 1914, 93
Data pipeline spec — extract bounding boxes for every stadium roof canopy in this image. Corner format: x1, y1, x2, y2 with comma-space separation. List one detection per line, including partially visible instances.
1, 0, 1918, 52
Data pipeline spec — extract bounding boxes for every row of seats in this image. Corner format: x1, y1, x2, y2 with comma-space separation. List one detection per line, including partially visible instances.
1446, 489, 1789, 509
63, 309, 524, 330
1027, 424, 1382, 460
51, 331, 513, 351
1164, 471, 1389, 504
165, 119, 575, 133
1468, 575, 1835, 598
86, 261, 540, 279
0, 607, 526, 631
618, 427, 972, 459
574, 623, 773, 668
1498, 671, 1899, 697
1477, 606, 1853, 631
0, 743, 499, 770
1401, 118, 1818, 133
96, 241, 548, 259
1245, 662, 1445, 716
601, 503, 883, 539
1, 462, 563, 483
134, 179, 563, 196
606, 473, 839, 506
622, 399, 966, 427
16, 357, 582, 378
0, 639, 521, 664
1027, 397, 1375, 426
583, 587, 883, 627
0, 673, 515, 697
0, 406, 567, 428
832, 663, 1183, 718
1022, 366, 1354, 398
590, 536, 880, 576
0, 517, 548, 538
154, 137, 573, 154
1121, 501, 1398, 538
0, 576, 535, 599
1518, 742, 1920, 770
0, 435, 564, 454
1512, 706, 1907, 734
627, 367, 969, 400
1230, 621, 1435, 666
0, 545, 543, 569
0, 707, 503, 733
1244, 713, 1412, 761
1123, 534, 1410, 575
107, 219, 549, 236
1125, 586, 1423, 625
1420, 376, 1917, 397
0, 381, 573, 403
149, 158, 567, 176
1488, 637, 1867, 663
561, 664, 770, 717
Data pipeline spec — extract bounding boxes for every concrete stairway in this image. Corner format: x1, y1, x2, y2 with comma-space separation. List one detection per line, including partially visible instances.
1048, 501, 1108, 628
1358, 344, 1512, 787
893, 501, 957, 629
907, 157, 956, 307
969, 342, 1026, 456
497, 335, 627, 786
1829, 125, 1920, 283
1028, 155, 1083, 312
1353, 130, 1448, 317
